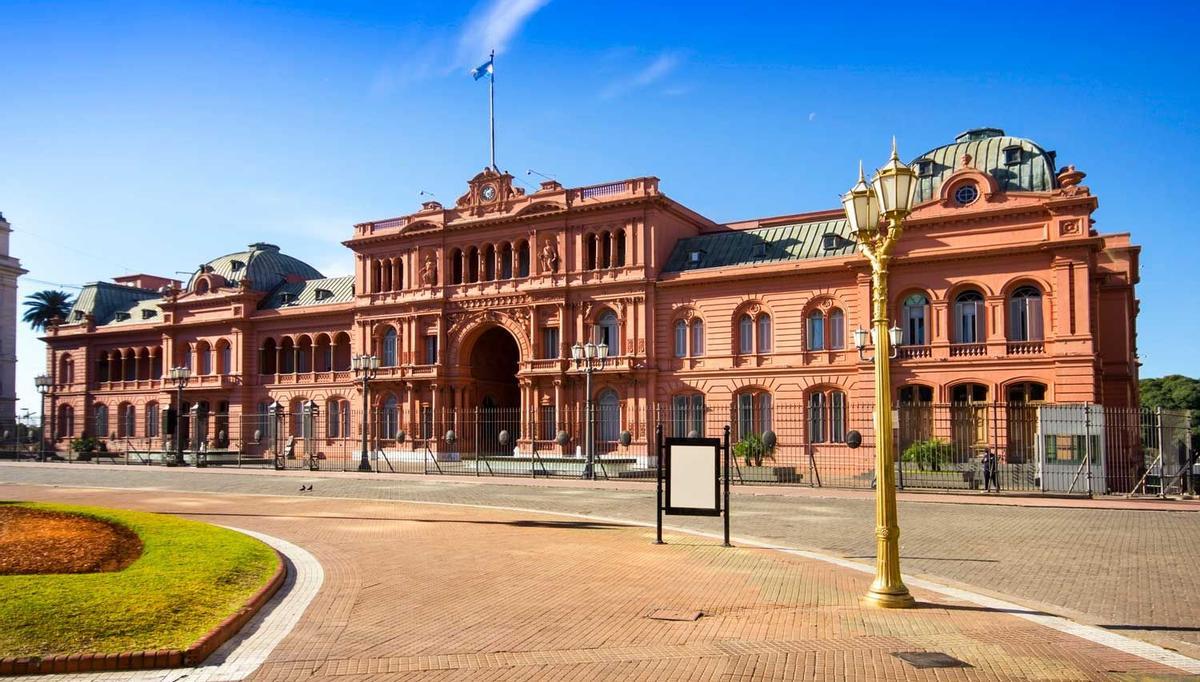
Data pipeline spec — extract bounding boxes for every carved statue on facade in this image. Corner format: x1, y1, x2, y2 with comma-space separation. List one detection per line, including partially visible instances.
421, 254, 438, 286
540, 239, 559, 274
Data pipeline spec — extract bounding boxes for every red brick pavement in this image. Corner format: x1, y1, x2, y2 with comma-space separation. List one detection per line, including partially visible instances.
1, 483, 1193, 681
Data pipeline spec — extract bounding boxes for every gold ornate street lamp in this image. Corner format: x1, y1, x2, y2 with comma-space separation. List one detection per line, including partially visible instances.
841, 139, 919, 608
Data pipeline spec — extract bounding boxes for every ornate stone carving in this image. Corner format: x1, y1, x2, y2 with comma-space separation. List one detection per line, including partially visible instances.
540, 239, 559, 274
421, 254, 438, 286
1059, 219, 1081, 236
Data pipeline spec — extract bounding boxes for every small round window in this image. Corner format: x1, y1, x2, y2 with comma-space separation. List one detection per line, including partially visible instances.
954, 183, 979, 205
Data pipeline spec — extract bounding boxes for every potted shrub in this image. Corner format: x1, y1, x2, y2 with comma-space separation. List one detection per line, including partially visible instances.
734, 433, 775, 467
70, 436, 100, 461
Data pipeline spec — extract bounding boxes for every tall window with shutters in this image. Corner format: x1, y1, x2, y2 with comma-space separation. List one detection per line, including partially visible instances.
1008, 286, 1044, 341
954, 290, 985, 343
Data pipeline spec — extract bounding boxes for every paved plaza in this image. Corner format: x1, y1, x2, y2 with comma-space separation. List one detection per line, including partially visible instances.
2, 463, 1199, 680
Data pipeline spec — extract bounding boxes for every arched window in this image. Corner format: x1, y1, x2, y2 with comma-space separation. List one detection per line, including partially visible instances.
596, 388, 620, 442
467, 246, 479, 282
671, 393, 705, 437
757, 314, 772, 353
94, 404, 109, 438
954, 290, 985, 344
196, 342, 211, 375
123, 350, 136, 381
118, 403, 135, 438
807, 310, 825, 351
260, 338, 277, 375
382, 394, 399, 439
58, 354, 74, 384
902, 293, 929, 346
829, 309, 845, 350
615, 229, 626, 267
674, 320, 687, 358
279, 338, 295, 373
690, 319, 704, 357
296, 336, 312, 373
951, 383, 989, 453
517, 241, 530, 277
58, 405, 74, 439
500, 242, 513, 279
450, 248, 463, 284
327, 398, 349, 438
381, 328, 398, 367
738, 314, 754, 354
586, 234, 598, 270
146, 402, 160, 438
807, 389, 847, 444
1007, 381, 1047, 403
600, 231, 612, 268
1008, 286, 1043, 341
736, 390, 773, 440
594, 311, 619, 353
483, 244, 495, 280
217, 341, 231, 374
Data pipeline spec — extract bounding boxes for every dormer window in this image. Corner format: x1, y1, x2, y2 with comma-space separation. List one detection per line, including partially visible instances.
114, 312, 131, 321
73, 311, 84, 321
142, 309, 157, 320
751, 242, 768, 259
687, 250, 704, 268
230, 259, 245, 272
821, 233, 841, 251
1003, 146, 1022, 165
915, 159, 934, 177
314, 288, 332, 301
278, 292, 297, 305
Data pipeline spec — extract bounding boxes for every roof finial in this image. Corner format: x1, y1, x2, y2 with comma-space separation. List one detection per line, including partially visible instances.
857, 160, 866, 182
890, 136, 900, 161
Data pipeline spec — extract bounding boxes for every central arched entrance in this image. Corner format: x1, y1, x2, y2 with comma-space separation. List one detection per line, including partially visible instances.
469, 326, 520, 455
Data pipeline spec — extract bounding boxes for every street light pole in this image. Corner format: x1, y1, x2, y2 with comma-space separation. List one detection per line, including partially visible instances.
169, 366, 191, 466
34, 375, 51, 462
841, 140, 919, 609
353, 354, 379, 472
571, 340, 608, 480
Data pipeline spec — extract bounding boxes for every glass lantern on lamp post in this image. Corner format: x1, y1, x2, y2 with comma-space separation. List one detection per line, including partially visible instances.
841, 139, 919, 609
571, 339, 608, 480
352, 354, 379, 472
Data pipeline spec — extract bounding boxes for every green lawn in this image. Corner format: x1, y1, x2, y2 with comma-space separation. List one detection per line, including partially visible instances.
0, 502, 279, 658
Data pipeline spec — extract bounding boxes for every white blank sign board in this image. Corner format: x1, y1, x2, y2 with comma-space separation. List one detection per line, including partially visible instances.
668, 443, 719, 513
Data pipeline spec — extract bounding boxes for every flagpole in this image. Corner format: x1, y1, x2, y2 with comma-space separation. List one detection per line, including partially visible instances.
489, 49, 496, 170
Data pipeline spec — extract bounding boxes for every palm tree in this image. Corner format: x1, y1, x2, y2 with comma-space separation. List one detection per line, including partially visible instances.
23, 290, 74, 331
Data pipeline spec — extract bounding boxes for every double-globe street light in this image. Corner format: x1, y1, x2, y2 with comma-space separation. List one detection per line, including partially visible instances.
571, 340, 608, 480
34, 374, 52, 462
840, 139, 919, 609
169, 366, 191, 466
352, 354, 380, 472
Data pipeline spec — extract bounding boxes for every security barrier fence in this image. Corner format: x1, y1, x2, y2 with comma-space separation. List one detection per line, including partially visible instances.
22, 402, 1197, 496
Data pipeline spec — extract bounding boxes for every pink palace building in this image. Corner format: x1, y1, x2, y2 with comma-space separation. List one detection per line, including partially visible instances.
38, 128, 1142, 488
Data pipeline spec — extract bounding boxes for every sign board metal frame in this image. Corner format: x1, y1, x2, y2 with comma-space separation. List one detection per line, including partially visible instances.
654, 424, 731, 547
664, 437, 722, 516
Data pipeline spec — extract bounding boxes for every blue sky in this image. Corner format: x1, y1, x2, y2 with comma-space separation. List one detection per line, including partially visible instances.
2, 0, 1198, 415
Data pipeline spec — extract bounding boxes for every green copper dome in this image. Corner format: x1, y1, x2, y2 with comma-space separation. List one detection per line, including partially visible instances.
910, 128, 1058, 203
188, 243, 324, 292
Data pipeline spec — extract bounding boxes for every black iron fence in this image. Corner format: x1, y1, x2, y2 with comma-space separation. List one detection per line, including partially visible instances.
34, 402, 1197, 496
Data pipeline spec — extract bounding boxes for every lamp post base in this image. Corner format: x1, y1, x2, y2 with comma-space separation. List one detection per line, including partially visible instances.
863, 586, 916, 609
358, 456, 372, 472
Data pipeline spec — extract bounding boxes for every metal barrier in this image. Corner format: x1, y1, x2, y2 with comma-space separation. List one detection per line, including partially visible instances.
32, 403, 1196, 495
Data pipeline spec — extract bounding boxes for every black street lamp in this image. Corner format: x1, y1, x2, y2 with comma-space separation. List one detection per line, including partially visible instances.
169, 366, 191, 466
352, 354, 379, 472
571, 340, 608, 480
34, 374, 51, 462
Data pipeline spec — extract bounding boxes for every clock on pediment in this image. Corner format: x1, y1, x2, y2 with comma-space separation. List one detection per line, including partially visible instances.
456, 166, 525, 215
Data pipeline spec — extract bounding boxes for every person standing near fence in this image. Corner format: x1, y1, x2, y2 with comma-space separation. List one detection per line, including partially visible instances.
982, 447, 999, 493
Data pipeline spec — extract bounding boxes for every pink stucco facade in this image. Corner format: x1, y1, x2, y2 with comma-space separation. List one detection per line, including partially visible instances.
39, 129, 1139, 461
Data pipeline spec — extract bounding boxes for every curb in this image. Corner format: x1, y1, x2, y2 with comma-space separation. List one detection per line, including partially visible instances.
0, 547, 287, 676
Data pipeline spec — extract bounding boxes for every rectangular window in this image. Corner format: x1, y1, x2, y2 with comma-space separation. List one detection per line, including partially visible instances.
830, 392, 846, 443
221, 346, 232, 374
674, 322, 686, 358
542, 327, 559, 359
757, 315, 772, 353
424, 336, 438, 365
690, 322, 704, 356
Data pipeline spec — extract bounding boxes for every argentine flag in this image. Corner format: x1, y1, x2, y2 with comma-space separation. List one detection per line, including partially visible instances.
471, 57, 494, 81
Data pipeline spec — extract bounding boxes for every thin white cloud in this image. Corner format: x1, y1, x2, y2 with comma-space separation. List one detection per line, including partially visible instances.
457, 0, 551, 68
808, 112, 817, 122
600, 52, 683, 100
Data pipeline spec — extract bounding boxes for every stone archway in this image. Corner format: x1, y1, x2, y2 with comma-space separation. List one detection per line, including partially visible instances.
468, 326, 521, 455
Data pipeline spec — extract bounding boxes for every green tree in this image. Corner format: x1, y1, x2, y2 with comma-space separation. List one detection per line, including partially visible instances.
22, 289, 73, 331
1140, 375, 1200, 446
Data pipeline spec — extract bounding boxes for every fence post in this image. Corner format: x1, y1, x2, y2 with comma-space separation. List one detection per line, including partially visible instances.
1084, 403, 1094, 497
1155, 405, 1166, 498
